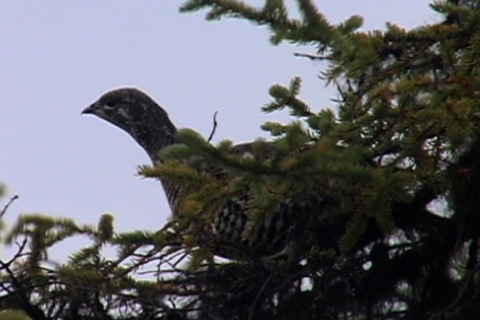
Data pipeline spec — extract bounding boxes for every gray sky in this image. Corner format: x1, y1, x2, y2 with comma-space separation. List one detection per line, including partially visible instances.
1, 1, 436, 258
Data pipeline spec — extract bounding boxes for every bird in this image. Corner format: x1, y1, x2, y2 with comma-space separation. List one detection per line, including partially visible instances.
82, 88, 339, 259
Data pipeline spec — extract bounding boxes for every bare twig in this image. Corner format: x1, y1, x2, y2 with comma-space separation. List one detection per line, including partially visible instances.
293, 52, 329, 61
0, 194, 19, 219
207, 111, 218, 143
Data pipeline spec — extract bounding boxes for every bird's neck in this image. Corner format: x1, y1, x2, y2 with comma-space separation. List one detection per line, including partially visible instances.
136, 118, 180, 211
131, 119, 178, 163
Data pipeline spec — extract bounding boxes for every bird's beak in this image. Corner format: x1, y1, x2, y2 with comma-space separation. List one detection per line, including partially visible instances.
81, 103, 97, 115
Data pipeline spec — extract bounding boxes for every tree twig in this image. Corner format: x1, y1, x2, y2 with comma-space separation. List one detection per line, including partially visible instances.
0, 194, 19, 219
207, 111, 218, 143
293, 52, 329, 61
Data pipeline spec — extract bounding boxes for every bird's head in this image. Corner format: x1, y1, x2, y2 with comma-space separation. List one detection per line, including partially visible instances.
82, 88, 170, 131
82, 88, 177, 161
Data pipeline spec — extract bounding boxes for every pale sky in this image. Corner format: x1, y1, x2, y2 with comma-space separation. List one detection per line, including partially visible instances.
1, 1, 437, 258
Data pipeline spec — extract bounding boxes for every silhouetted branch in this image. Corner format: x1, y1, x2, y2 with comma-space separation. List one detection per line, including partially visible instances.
0, 194, 19, 219
207, 111, 218, 143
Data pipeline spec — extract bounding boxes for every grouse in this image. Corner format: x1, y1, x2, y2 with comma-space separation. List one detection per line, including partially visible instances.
82, 88, 339, 258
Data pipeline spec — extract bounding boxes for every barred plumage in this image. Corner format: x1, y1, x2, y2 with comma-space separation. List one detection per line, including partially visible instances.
83, 88, 339, 258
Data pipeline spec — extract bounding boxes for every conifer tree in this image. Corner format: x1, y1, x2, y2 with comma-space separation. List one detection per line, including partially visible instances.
2, 1, 480, 319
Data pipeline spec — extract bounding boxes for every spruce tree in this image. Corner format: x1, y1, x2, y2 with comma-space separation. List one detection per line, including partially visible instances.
2, 1, 480, 319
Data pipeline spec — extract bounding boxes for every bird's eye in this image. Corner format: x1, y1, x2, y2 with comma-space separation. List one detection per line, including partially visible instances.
104, 99, 117, 109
